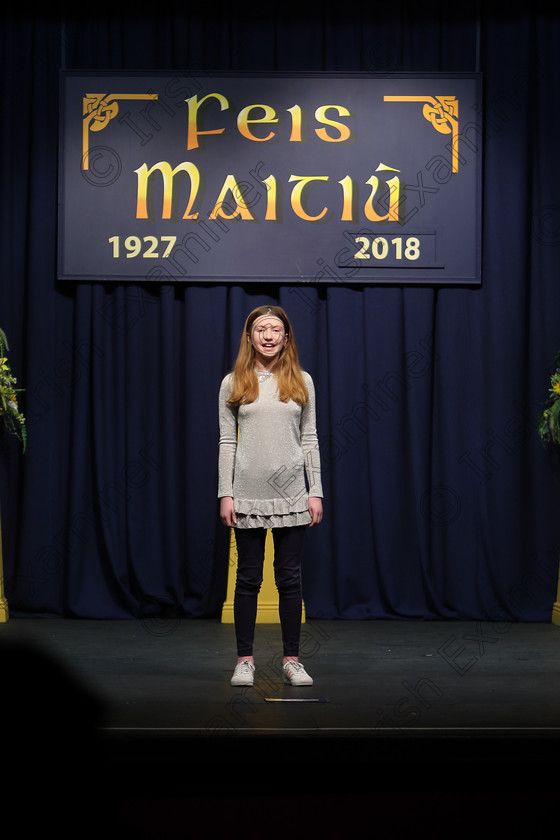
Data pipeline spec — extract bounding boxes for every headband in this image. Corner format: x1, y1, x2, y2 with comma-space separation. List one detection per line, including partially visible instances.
252, 311, 286, 330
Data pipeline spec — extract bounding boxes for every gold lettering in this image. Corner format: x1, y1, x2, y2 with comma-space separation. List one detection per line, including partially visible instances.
209, 175, 255, 220
186, 93, 229, 151
237, 104, 278, 142
364, 164, 401, 222
287, 105, 302, 142
314, 105, 351, 142
262, 175, 278, 221
288, 175, 329, 221
134, 161, 200, 219
338, 175, 354, 221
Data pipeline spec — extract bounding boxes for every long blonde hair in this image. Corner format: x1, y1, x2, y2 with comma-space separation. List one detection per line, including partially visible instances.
227, 305, 309, 405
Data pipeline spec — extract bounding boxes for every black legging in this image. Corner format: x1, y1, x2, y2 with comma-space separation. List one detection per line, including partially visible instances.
233, 525, 307, 657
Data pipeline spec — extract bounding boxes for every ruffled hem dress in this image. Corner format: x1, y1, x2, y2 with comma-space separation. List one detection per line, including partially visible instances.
218, 369, 323, 529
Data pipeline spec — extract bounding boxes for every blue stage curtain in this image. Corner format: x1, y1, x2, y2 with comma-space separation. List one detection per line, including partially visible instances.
1, 4, 559, 620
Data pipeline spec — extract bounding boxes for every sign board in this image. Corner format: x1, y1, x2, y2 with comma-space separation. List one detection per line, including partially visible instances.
58, 71, 482, 284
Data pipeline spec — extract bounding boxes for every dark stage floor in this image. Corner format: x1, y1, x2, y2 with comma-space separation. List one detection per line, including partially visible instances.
2, 616, 559, 835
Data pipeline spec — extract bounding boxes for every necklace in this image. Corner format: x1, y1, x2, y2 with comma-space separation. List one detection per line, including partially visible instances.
256, 369, 273, 382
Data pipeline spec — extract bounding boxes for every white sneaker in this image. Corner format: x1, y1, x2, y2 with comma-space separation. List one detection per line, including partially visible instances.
231, 660, 255, 686
283, 660, 313, 686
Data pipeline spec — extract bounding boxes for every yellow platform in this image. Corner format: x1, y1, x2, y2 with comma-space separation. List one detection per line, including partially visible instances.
0, 509, 8, 622
221, 528, 305, 624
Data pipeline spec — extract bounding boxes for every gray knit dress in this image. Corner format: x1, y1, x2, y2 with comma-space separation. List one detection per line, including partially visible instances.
218, 370, 323, 529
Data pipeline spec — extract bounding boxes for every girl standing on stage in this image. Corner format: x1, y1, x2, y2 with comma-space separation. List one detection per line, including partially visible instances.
218, 305, 323, 687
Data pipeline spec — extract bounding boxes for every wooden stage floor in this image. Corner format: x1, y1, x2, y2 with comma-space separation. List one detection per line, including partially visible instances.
2, 616, 559, 835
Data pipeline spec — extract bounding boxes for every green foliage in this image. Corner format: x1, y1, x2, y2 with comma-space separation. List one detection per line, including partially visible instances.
538, 350, 560, 448
0, 328, 26, 452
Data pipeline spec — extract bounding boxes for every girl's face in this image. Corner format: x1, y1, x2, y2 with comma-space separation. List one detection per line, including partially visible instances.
250, 315, 287, 367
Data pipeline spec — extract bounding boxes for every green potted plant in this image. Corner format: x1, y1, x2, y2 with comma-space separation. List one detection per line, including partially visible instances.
539, 350, 560, 627
0, 328, 26, 452
538, 350, 560, 447
0, 327, 26, 622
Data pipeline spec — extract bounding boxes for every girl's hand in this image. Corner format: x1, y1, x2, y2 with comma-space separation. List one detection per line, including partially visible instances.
220, 497, 237, 527
308, 497, 323, 526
